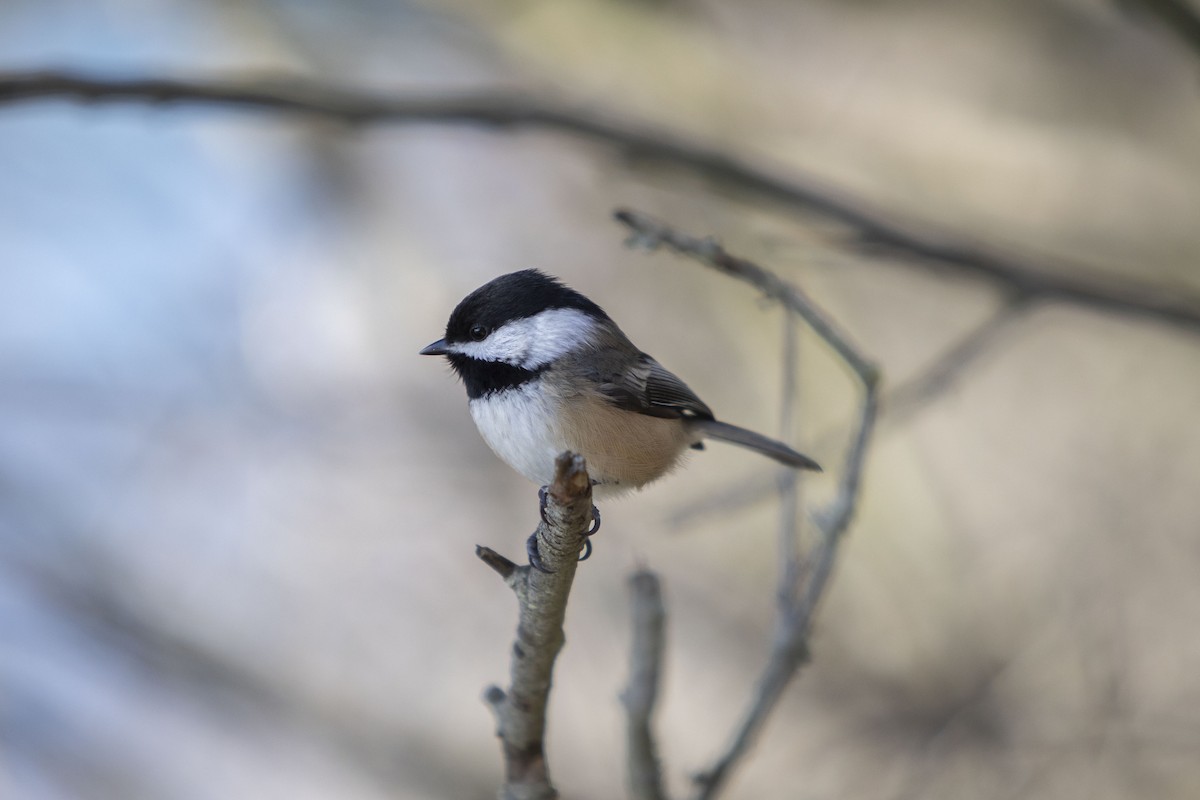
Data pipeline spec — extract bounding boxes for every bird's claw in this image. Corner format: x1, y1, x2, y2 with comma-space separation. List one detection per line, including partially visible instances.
538, 485, 550, 525
527, 529, 594, 568
572, 506, 600, 562
528, 492, 599, 569
526, 530, 553, 574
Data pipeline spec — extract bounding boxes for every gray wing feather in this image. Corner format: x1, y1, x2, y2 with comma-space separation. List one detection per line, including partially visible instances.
599, 354, 714, 420
596, 354, 822, 471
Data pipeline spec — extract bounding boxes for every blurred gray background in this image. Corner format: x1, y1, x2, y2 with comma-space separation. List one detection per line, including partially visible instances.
2, 1, 1199, 798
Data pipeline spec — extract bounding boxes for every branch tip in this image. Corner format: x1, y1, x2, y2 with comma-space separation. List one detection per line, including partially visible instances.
549, 451, 590, 502
484, 684, 507, 707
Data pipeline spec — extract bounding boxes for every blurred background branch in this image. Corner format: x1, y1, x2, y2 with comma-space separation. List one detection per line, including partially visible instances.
1119, 0, 1200, 61
3, 69, 1200, 333
622, 570, 669, 800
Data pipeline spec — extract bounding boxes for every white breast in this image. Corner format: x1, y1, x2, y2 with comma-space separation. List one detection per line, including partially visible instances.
469, 381, 564, 486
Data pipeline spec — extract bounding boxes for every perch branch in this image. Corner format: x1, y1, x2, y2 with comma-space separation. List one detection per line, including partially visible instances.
614, 208, 880, 800
1, 70, 1199, 333
621, 570, 669, 800
477, 452, 594, 800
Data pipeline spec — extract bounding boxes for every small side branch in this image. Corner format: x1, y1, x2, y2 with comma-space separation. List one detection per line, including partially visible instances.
884, 293, 1034, 424
615, 209, 880, 800
478, 452, 594, 800
665, 294, 1034, 527
622, 570, 669, 800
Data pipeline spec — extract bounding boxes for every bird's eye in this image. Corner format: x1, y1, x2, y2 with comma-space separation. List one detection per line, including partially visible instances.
469, 324, 489, 341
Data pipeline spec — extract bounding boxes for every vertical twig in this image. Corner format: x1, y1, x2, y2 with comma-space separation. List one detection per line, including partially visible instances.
776, 309, 803, 613
478, 452, 595, 800
622, 570, 669, 800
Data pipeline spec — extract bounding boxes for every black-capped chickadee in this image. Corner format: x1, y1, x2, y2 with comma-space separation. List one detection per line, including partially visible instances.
421, 269, 820, 567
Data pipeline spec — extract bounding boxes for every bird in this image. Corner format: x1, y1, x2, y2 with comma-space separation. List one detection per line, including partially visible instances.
420, 269, 820, 570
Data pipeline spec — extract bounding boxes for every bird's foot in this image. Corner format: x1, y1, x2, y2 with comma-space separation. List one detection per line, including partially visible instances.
528, 490, 599, 570
575, 505, 600, 561
526, 530, 553, 574
525, 503, 600, 573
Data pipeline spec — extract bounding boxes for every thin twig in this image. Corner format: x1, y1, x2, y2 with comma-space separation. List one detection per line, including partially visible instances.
885, 293, 1036, 423
690, 389, 878, 800
614, 208, 880, 799
478, 451, 594, 800
622, 570, 669, 800
1, 70, 1199, 333
616, 209, 878, 382
776, 311, 803, 613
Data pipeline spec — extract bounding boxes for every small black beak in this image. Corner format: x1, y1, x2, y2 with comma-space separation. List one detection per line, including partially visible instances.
419, 338, 450, 356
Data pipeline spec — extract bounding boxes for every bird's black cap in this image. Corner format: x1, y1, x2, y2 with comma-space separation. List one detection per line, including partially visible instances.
443, 269, 609, 343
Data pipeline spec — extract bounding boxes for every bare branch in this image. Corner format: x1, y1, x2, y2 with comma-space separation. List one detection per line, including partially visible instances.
478, 452, 594, 800
622, 570, 669, 800
613, 208, 880, 799
616, 208, 879, 382
2, 70, 1199, 334
691, 386, 878, 800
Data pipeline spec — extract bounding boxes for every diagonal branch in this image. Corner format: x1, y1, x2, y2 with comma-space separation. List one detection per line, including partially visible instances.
665, 292, 1035, 528
616, 209, 878, 381
884, 293, 1035, 424
478, 451, 594, 800
1, 70, 1199, 334
614, 208, 880, 800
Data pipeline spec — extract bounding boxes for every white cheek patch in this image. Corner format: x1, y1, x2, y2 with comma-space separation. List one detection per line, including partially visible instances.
451, 308, 598, 368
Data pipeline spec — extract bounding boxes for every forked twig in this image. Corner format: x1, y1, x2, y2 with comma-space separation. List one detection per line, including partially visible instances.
615, 209, 880, 800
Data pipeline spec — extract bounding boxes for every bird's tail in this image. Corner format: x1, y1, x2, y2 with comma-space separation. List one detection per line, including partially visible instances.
694, 419, 822, 471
